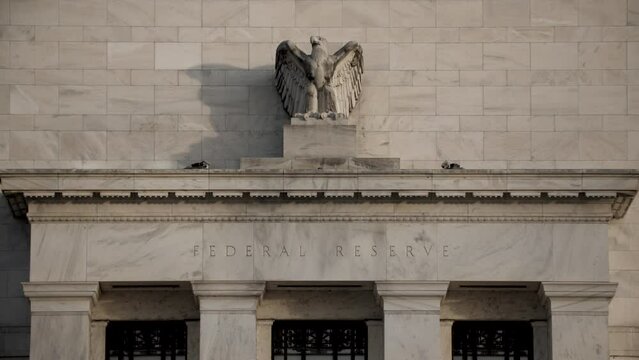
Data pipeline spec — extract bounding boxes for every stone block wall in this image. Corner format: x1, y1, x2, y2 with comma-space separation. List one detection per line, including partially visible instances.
0, 0, 637, 169
0, 0, 639, 358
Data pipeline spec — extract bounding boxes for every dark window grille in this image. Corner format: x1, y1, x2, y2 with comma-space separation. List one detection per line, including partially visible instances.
452, 321, 533, 360
106, 321, 187, 360
272, 321, 367, 360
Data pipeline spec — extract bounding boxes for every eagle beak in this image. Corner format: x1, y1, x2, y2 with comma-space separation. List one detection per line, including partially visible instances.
310, 36, 320, 46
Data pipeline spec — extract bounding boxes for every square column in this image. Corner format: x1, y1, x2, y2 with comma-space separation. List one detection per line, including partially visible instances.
192, 281, 265, 360
90, 321, 108, 360
376, 281, 449, 360
257, 319, 274, 360
367, 320, 384, 360
186, 320, 200, 360
440, 320, 454, 360
23, 282, 100, 360
540, 282, 617, 360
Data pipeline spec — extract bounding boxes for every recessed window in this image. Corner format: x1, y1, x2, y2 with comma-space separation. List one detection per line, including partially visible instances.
272, 321, 367, 360
452, 321, 533, 360
106, 321, 187, 360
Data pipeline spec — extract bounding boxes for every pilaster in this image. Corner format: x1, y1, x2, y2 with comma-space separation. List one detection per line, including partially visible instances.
531, 320, 549, 360
440, 319, 454, 360
257, 319, 274, 360
540, 282, 617, 360
376, 281, 449, 360
192, 281, 266, 360
23, 282, 100, 360
366, 320, 384, 360
186, 320, 200, 360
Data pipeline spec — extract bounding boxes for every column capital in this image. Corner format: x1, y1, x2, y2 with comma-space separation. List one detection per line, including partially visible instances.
22, 282, 100, 315
375, 281, 449, 314
191, 281, 266, 313
257, 319, 275, 326
539, 281, 617, 315
191, 281, 266, 297
375, 281, 449, 298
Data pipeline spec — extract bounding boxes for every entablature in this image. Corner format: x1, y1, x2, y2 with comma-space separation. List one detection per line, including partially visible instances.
1, 169, 637, 222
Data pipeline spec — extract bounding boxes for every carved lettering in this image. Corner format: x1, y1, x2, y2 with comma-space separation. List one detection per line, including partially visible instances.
406, 245, 414, 257
197, 242, 452, 259
226, 246, 236, 256
424, 244, 433, 256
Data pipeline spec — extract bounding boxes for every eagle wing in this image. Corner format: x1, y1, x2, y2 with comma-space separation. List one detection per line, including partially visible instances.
328, 41, 364, 117
275, 41, 309, 117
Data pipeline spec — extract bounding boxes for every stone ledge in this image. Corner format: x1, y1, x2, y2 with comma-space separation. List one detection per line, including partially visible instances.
23, 282, 101, 314
22, 282, 101, 300
192, 281, 266, 298
540, 282, 618, 299
539, 282, 618, 316
1, 169, 637, 220
375, 281, 450, 298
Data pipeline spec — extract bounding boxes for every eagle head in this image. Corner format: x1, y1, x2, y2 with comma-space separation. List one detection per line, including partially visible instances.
310, 36, 327, 49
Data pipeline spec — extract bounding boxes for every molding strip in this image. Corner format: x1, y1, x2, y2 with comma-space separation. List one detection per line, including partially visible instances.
27, 215, 613, 223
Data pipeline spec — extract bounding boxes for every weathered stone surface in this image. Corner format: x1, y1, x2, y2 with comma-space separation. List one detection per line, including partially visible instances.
275, 37, 363, 117
283, 124, 356, 158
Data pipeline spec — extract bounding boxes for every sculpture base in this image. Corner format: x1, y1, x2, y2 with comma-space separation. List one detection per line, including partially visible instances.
242, 117, 399, 171
284, 124, 356, 158
291, 112, 354, 125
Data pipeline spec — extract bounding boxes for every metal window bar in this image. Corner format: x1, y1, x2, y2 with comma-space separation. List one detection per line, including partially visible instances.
272, 320, 368, 360
105, 321, 188, 360
452, 321, 533, 360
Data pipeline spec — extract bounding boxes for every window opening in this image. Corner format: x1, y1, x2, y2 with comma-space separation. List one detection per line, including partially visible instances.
105, 321, 187, 360
272, 320, 367, 360
452, 321, 533, 360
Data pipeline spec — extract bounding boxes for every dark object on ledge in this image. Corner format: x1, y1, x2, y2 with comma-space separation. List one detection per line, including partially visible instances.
441, 161, 463, 169
185, 161, 210, 169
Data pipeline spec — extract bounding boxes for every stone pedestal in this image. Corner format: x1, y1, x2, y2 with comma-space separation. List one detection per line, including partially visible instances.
376, 281, 449, 360
23, 282, 100, 360
540, 282, 617, 360
192, 281, 266, 360
284, 124, 356, 158
241, 117, 400, 170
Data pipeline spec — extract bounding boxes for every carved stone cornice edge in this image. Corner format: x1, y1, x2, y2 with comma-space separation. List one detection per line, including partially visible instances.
2, 169, 637, 220
26, 214, 613, 223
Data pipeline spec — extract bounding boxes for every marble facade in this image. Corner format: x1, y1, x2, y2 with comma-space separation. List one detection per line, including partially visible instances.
0, 169, 634, 359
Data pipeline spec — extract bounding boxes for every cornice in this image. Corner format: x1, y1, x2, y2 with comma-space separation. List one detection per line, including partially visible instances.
1, 169, 637, 220
22, 281, 101, 300
26, 215, 614, 223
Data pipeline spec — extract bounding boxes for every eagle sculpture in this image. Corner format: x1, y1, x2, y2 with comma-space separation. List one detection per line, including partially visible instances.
275, 36, 364, 118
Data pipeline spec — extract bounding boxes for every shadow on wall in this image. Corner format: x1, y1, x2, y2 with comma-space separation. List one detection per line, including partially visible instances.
177, 64, 288, 169
0, 194, 30, 358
